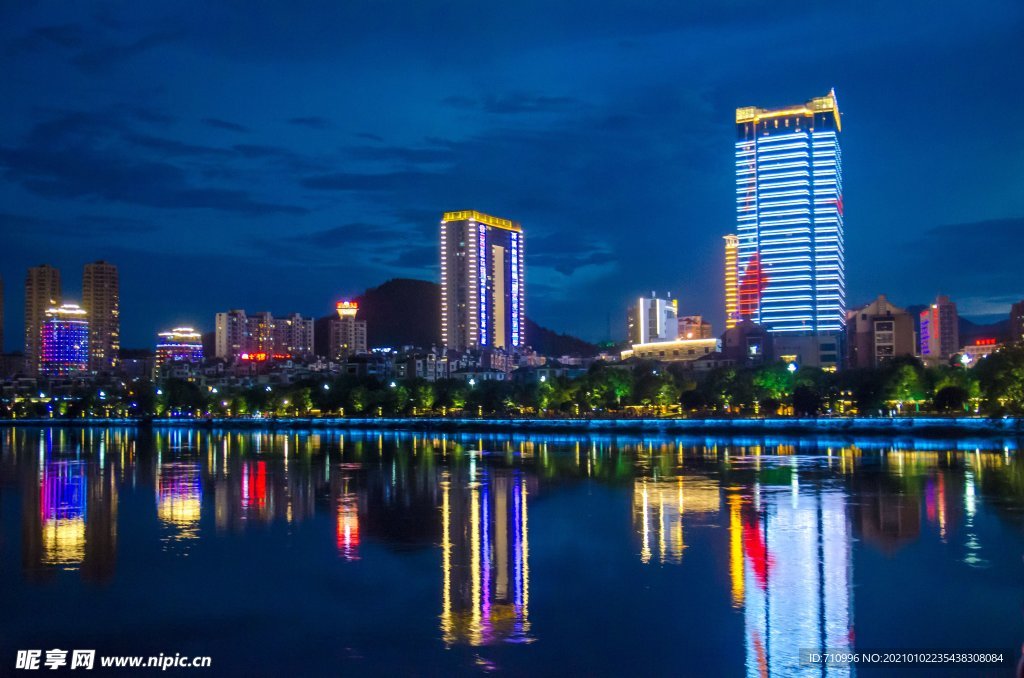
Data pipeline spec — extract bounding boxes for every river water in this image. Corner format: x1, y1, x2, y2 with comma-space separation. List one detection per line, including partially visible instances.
1, 427, 1020, 676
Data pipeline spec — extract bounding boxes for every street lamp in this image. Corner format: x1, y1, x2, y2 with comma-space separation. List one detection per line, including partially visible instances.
787, 362, 798, 373
469, 378, 476, 387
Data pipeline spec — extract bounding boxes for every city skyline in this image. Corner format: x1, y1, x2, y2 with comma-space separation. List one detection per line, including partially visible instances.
2, 1, 1023, 350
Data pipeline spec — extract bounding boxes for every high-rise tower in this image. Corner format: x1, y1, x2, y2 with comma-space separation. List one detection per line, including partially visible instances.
82, 261, 120, 372
25, 265, 62, 373
723, 235, 738, 329
734, 90, 845, 366
440, 210, 524, 351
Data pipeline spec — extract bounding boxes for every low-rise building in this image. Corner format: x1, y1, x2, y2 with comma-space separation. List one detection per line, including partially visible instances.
846, 295, 916, 368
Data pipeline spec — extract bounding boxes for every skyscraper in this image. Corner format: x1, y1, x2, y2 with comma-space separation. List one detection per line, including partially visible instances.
25, 265, 62, 373
0, 274, 4, 353
723, 235, 738, 329
734, 90, 845, 366
82, 261, 120, 372
40, 303, 89, 376
440, 210, 524, 351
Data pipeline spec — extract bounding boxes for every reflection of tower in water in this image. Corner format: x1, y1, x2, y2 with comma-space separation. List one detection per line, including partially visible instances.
730, 477, 853, 677
40, 460, 87, 567
441, 465, 533, 646
336, 476, 360, 561
157, 460, 202, 545
633, 476, 721, 564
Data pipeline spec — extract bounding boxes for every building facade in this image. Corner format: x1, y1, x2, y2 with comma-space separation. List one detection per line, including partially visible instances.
723, 235, 738, 329
155, 327, 204, 371
82, 260, 120, 372
40, 303, 89, 376
621, 337, 719, 363
846, 294, 916, 368
440, 210, 524, 352
1010, 300, 1024, 345
678, 315, 713, 340
627, 295, 678, 345
919, 295, 959, 361
25, 265, 62, 373
328, 301, 368, 360
734, 90, 845, 366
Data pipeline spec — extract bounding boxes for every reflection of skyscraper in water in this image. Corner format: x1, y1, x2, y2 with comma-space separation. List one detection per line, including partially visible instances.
441, 467, 533, 646
40, 460, 87, 567
336, 478, 360, 561
157, 461, 202, 546
633, 477, 721, 564
731, 482, 853, 677
23, 455, 117, 582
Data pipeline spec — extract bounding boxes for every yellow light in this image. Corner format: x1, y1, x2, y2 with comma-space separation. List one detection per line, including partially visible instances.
442, 210, 522, 233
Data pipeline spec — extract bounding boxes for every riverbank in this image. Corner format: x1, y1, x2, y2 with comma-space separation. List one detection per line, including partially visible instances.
1, 415, 1021, 438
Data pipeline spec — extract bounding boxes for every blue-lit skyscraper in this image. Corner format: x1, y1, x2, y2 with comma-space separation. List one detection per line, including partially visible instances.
440, 210, 525, 352
734, 90, 845, 366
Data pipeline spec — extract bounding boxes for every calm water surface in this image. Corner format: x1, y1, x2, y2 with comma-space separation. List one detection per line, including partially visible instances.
1, 427, 1022, 676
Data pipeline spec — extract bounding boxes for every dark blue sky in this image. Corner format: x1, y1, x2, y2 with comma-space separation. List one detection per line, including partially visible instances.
2, 0, 1023, 349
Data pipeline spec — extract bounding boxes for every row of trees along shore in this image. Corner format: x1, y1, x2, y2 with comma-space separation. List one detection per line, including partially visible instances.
7, 345, 1024, 420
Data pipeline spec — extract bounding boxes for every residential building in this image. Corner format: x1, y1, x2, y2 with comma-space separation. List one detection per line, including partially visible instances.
678, 315, 713, 339
919, 295, 959, 361
627, 294, 678, 344
328, 301, 367, 360
846, 295, 916, 368
40, 303, 89, 376
82, 260, 120, 372
215, 310, 313, 361
734, 89, 845, 366
25, 265, 61, 373
440, 210, 524, 351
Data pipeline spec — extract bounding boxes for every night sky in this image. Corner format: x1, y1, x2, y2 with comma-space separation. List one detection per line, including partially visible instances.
2, 1, 1023, 350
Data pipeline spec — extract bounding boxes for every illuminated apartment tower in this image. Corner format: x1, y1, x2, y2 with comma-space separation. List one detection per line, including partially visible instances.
735, 90, 845, 363
40, 303, 89, 376
724, 235, 738, 329
440, 210, 524, 351
25, 265, 62, 373
82, 260, 120, 372
919, 295, 959, 360
329, 301, 368, 360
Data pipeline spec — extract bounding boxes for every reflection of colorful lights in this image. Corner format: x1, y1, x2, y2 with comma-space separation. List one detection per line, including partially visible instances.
336, 494, 360, 561
40, 461, 87, 566
242, 461, 268, 512
157, 462, 202, 541
633, 477, 719, 565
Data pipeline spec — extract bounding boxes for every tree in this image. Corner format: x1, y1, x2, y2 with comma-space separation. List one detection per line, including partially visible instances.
933, 385, 969, 412
792, 385, 822, 417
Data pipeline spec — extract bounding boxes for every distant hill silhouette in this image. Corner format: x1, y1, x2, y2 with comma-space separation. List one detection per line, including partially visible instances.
349, 278, 597, 355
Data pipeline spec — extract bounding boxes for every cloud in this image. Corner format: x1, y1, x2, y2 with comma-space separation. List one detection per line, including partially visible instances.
301, 170, 440, 191
442, 93, 580, 115
72, 30, 183, 72
288, 116, 331, 129
0, 141, 306, 216
355, 132, 384, 142
203, 117, 249, 133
